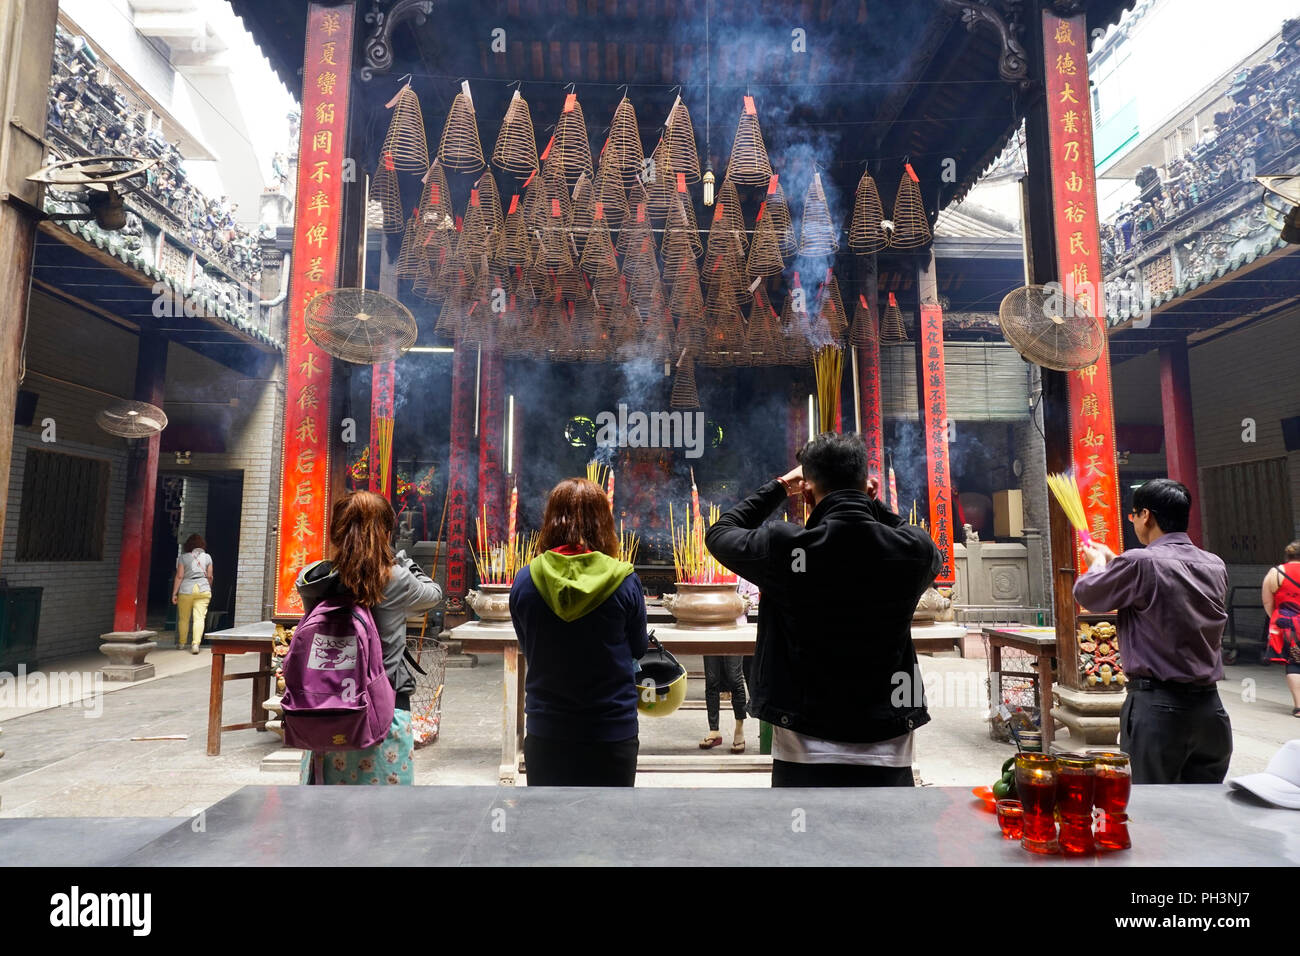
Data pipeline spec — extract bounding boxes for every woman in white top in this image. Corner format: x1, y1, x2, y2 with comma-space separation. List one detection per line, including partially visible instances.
172, 533, 214, 654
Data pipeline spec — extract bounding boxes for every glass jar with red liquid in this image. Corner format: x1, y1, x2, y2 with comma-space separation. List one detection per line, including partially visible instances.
1092, 751, 1132, 850
1055, 752, 1096, 855
1014, 753, 1059, 854
996, 799, 1023, 840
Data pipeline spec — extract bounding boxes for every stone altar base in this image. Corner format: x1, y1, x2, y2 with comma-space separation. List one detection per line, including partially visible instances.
911, 623, 967, 656
1050, 684, 1125, 749
98, 630, 157, 681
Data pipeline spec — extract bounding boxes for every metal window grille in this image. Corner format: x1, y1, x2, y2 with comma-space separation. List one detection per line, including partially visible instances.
16, 449, 110, 562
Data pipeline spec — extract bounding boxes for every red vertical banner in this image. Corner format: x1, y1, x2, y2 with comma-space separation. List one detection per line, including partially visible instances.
856, 293, 884, 485
920, 304, 954, 585
369, 360, 395, 496
1043, 12, 1124, 576
478, 350, 506, 542
445, 344, 478, 612
274, 2, 354, 616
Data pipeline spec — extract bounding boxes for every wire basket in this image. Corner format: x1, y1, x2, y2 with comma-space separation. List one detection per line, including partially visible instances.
406, 633, 448, 747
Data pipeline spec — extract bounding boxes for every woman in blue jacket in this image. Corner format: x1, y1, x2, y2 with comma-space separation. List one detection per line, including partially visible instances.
510, 477, 648, 786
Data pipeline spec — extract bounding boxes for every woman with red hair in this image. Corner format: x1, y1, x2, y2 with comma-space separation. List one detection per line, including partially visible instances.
510, 477, 648, 786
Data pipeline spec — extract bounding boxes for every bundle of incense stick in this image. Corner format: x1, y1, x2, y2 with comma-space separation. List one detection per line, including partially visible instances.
470, 506, 539, 585
812, 344, 843, 434
669, 501, 736, 584
375, 417, 394, 493
1047, 471, 1093, 547
618, 520, 640, 565
585, 460, 610, 491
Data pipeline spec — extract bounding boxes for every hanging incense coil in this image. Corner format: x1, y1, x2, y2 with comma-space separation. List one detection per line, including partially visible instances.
394, 209, 424, 279
592, 269, 624, 310
799, 172, 839, 256
475, 171, 503, 235
459, 198, 490, 260
569, 172, 596, 253
661, 192, 701, 261
746, 204, 784, 277
411, 255, 439, 302
605, 97, 645, 190
531, 161, 573, 232
372, 158, 404, 234
724, 98, 772, 186
889, 166, 931, 249
745, 286, 785, 366
849, 294, 879, 348
608, 301, 641, 361
665, 97, 701, 184
668, 262, 704, 320
415, 162, 454, 244
716, 178, 747, 253
642, 309, 675, 362
533, 217, 575, 272
594, 158, 629, 230
818, 270, 848, 342
780, 281, 813, 365
670, 352, 701, 409
492, 90, 539, 177
849, 169, 887, 254
551, 93, 594, 187
626, 259, 665, 318
437, 91, 485, 173
700, 274, 747, 368
618, 201, 656, 263
380, 83, 430, 173
580, 210, 619, 278
766, 178, 798, 258
645, 137, 676, 221
501, 195, 530, 265
880, 294, 908, 343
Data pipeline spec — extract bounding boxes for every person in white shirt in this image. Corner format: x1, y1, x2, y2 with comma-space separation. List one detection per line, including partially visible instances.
172, 533, 213, 654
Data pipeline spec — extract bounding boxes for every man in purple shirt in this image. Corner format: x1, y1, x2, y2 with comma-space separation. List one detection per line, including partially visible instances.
1075, 479, 1232, 784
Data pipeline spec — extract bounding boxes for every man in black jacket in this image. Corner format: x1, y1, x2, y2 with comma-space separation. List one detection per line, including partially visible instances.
705, 433, 941, 787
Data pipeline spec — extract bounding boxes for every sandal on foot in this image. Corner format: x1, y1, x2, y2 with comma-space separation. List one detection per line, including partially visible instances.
699, 734, 723, 749
731, 739, 746, 753
1292, 707, 1300, 717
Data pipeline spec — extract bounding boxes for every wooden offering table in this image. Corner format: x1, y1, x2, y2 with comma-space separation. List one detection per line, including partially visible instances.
205, 621, 276, 756
983, 626, 1058, 749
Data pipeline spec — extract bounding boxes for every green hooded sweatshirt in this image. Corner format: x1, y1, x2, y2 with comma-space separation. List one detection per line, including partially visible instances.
528, 550, 635, 623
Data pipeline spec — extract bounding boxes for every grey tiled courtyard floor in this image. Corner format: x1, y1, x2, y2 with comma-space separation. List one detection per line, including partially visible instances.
1, 643, 1295, 817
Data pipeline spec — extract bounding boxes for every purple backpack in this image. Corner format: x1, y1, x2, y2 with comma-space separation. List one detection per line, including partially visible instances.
280, 599, 395, 752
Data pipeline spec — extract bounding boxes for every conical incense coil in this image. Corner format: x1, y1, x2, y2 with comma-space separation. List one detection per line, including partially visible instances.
394, 209, 424, 279
501, 194, 530, 264
415, 162, 453, 238
380, 83, 430, 173
798, 172, 839, 256
780, 277, 813, 365
765, 177, 798, 258
724, 96, 772, 186
817, 270, 847, 342
662, 203, 701, 275
550, 92, 594, 187
605, 97, 645, 190
716, 178, 747, 253
372, 158, 404, 234
670, 352, 701, 409
645, 137, 676, 221
411, 255, 440, 302
668, 262, 704, 319
580, 211, 619, 278
661, 192, 702, 260
746, 203, 784, 277
617, 201, 655, 259
530, 161, 572, 233
889, 165, 931, 250
533, 214, 575, 272
594, 158, 629, 229
437, 91, 486, 173
435, 280, 471, 339
458, 198, 490, 260
642, 309, 675, 362
745, 285, 785, 365
569, 172, 596, 253
625, 257, 664, 317
849, 169, 887, 254
700, 275, 747, 368
474, 171, 503, 235
665, 96, 701, 184
608, 301, 642, 361
491, 89, 539, 177
592, 269, 624, 309
849, 293, 879, 348
880, 292, 908, 343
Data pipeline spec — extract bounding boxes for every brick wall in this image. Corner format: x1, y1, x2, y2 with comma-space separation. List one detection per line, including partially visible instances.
177, 476, 208, 550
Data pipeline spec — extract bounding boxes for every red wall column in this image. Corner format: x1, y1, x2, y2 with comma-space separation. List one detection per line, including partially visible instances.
1159, 342, 1203, 545
113, 333, 167, 632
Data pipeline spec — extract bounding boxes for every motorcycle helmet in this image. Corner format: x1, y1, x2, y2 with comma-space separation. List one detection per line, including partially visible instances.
636, 632, 687, 717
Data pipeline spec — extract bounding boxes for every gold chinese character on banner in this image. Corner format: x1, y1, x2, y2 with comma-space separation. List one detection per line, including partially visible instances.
309, 161, 330, 184
299, 351, 323, 379
1069, 231, 1090, 255
1081, 392, 1101, 419
1070, 261, 1089, 285
289, 546, 310, 570
292, 512, 314, 543
307, 191, 331, 217
294, 479, 315, 505
1065, 170, 1084, 193
1064, 141, 1080, 162
1078, 363, 1098, 384
1060, 82, 1079, 105
1056, 53, 1078, 75
1090, 512, 1110, 542
305, 256, 325, 283
305, 223, 329, 248
1064, 200, 1086, 224
315, 102, 335, 125
316, 71, 337, 96
1081, 426, 1105, 448
297, 383, 320, 411
320, 12, 341, 35
287, 590, 303, 610
1061, 110, 1079, 133
296, 447, 317, 475
1088, 483, 1108, 508
1055, 21, 1075, 45
312, 130, 333, 153
295, 418, 318, 443
321, 41, 337, 66
1084, 454, 1109, 479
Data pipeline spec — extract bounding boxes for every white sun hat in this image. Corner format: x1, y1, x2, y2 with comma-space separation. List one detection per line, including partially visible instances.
1229, 739, 1300, 809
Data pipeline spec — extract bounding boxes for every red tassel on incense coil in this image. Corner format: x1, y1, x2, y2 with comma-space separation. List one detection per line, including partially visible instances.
724, 95, 773, 186
849, 292, 879, 348
552, 92, 594, 187
605, 96, 645, 190
889, 164, 931, 249
799, 171, 839, 256
437, 91, 486, 173
849, 168, 887, 254
880, 291, 909, 343
381, 83, 430, 172
491, 89, 539, 177
746, 284, 785, 366
665, 96, 701, 184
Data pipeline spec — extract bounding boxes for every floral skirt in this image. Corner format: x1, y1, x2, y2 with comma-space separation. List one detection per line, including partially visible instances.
300, 709, 415, 785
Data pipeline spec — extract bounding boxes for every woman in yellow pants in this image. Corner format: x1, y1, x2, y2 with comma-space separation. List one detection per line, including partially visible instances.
172, 534, 214, 653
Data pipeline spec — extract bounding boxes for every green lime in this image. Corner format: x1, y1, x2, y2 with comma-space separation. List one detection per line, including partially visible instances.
993, 779, 1010, 800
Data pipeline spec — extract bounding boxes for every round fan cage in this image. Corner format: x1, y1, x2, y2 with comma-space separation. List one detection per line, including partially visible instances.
306, 288, 418, 364
998, 286, 1104, 371
97, 401, 168, 438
